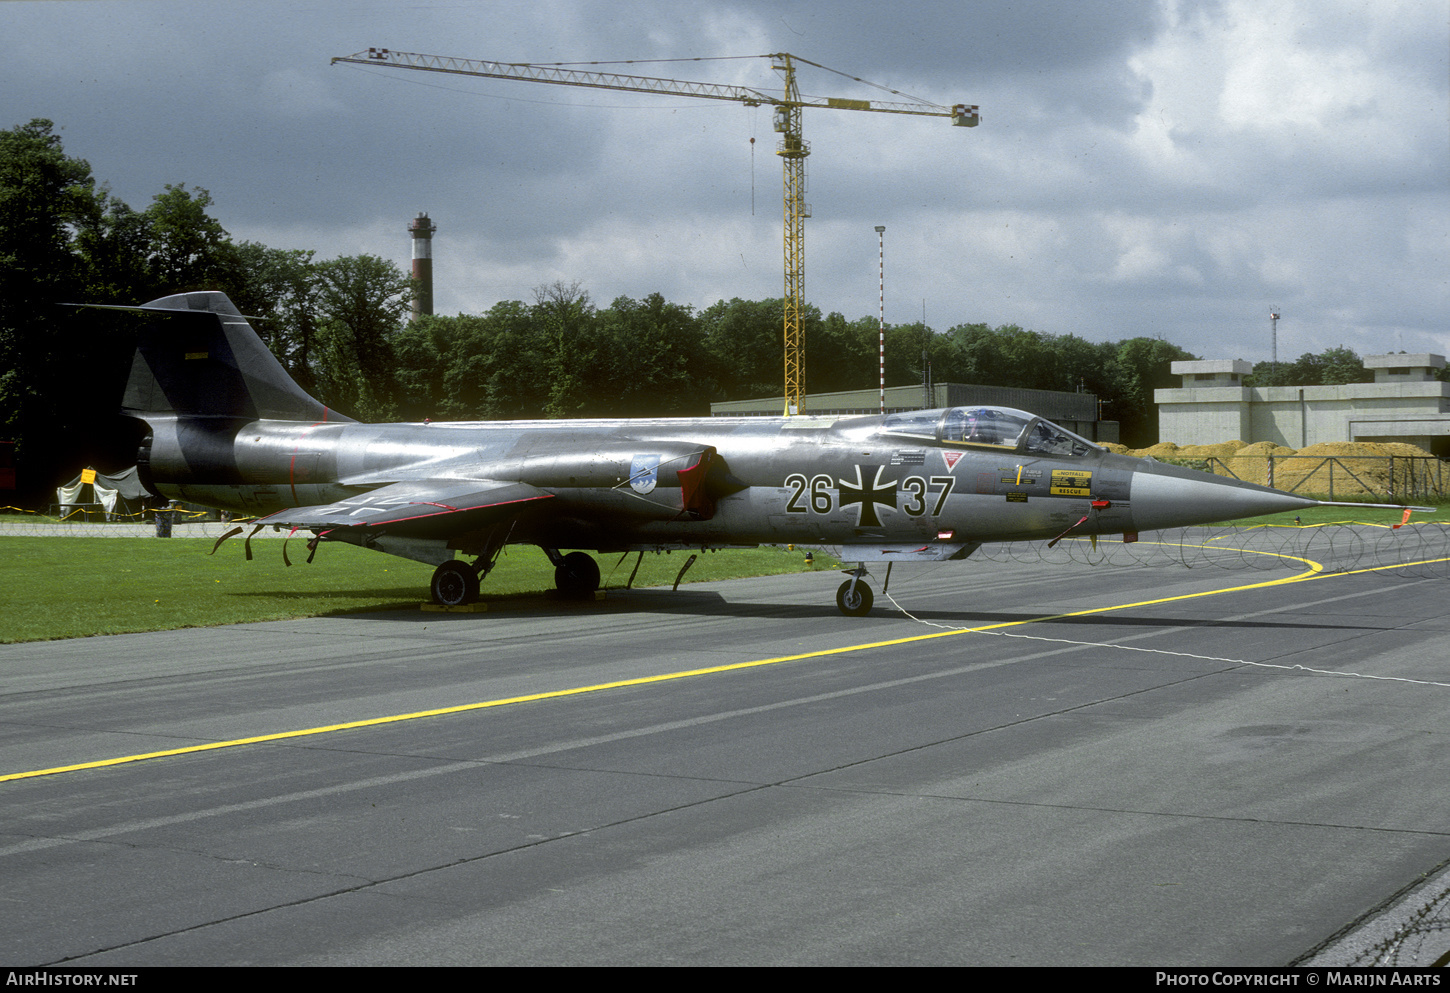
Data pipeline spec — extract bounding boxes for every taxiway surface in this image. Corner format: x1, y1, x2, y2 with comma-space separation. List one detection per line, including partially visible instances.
3, 548, 1448, 966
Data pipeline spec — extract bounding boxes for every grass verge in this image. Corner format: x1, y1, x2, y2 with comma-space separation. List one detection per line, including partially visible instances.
1216, 499, 1450, 529
0, 539, 840, 644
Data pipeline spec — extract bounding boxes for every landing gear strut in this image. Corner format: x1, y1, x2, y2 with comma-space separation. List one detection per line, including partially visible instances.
431, 559, 480, 606
836, 565, 873, 617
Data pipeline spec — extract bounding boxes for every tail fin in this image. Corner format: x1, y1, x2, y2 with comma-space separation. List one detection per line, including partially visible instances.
118, 291, 348, 422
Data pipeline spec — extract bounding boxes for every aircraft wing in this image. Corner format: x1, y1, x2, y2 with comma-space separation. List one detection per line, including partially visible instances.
255, 479, 554, 537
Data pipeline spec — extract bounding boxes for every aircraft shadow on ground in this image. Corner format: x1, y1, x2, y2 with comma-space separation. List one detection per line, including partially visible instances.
300, 584, 1384, 634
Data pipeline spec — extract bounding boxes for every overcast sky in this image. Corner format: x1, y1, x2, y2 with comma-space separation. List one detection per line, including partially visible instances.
5, 0, 1447, 365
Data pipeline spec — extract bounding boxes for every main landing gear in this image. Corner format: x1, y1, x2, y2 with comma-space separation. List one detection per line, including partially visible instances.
430, 559, 481, 606
428, 548, 603, 606
552, 550, 601, 598
431, 548, 869, 614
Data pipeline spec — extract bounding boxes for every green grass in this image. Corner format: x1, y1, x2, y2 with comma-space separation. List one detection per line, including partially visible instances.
1216, 498, 1450, 529
0, 539, 840, 644
5, 496, 1446, 643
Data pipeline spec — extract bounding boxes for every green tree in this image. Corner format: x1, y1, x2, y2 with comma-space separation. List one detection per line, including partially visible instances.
533, 280, 598, 418
939, 323, 1013, 386
1246, 346, 1371, 388
590, 293, 705, 416
808, 312, 879, 396
220, 242, 321, 392
882, 320, 936, 396
390, 315, 450, 421
1055, 335, 1120, 401
312, 254, 411, 419
141, 184, 232, 293
699, 297, 824, 405
1313, 347, 1370, 386
74, 197, 151, 303
393, 304, 555, 421
0, 119, 123, 500
463, 301, 551, 419
1111, 337, 1197, 447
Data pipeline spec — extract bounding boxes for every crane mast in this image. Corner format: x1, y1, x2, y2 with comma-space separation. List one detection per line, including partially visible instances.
774, 54, 808, 414
333, 48, 978, 415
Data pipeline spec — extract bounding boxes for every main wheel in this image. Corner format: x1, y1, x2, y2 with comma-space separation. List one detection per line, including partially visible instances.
554, 551, 601, 597
836, 579, 874, 617
431, 560, 479, 606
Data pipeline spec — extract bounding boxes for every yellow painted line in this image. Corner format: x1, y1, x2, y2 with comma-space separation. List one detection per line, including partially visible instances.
6, 547, 1447, 785
1230, 518, 1450, 532
1310, 553, 1450, 578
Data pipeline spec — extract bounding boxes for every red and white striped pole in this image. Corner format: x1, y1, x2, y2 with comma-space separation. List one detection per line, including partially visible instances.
409, 212, 437, 321
875, 225, 886, 414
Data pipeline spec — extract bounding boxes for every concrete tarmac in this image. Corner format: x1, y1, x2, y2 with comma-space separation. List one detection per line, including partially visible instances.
2, 544, 1448, 966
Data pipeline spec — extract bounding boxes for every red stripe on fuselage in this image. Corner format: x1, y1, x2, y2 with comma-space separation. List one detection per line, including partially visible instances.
288, 415, 333, 504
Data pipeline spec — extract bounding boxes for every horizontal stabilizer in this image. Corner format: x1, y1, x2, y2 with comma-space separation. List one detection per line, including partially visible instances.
256, 479, 554, 537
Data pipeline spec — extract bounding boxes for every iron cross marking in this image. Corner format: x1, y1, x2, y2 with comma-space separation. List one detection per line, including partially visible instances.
837, 464, 898, 527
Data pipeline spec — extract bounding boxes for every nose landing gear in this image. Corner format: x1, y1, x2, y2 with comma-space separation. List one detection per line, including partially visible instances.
836, 564, 874, 616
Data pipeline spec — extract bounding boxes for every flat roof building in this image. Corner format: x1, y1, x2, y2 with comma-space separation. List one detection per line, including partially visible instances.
1156, 353, 1450, 456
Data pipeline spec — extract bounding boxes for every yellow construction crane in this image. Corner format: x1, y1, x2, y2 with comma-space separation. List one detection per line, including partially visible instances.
331, 48, 978, 414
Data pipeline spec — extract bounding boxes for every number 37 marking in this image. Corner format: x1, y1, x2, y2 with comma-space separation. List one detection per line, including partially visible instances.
785, 474, 955, 517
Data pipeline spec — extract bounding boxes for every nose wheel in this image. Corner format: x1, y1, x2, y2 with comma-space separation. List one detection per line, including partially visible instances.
836, 570, 874, 617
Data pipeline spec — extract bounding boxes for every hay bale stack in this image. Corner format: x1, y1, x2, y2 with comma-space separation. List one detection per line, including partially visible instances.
1379, 442, 1434, 458
1268, 442, 1394, 496
1177, 441, 1245, 459
1131, 442, 1182, 458
1218, 442, 1298, 486
1139, 439, 1440, 497
1170, 441, 1245, 476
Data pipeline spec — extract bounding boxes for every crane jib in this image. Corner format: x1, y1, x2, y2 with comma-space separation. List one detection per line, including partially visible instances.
332, 47, 978, 415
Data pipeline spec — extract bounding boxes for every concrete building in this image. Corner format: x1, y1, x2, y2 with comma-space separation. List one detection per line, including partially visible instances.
1155, 353, 1450, 456
711, 382, 1117, 444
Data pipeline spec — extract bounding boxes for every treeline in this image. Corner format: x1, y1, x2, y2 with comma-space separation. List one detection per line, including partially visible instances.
392, 285, 1196, 448
1, 116, 1381, 506
1243, 348, 1374, 388
2, 120, 413, 501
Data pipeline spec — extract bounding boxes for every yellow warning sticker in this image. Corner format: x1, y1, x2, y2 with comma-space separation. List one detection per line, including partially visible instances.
1049, 469, 1092, 497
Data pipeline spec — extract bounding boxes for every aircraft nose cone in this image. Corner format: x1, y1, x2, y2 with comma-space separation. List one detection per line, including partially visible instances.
1129, 462, 1318, 531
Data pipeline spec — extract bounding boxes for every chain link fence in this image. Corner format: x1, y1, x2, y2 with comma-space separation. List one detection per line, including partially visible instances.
1188, 455, 1447, 501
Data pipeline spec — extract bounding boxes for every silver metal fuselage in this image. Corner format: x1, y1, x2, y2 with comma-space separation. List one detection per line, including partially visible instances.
142, 409, 1314, 559
105, 290, 1346, 609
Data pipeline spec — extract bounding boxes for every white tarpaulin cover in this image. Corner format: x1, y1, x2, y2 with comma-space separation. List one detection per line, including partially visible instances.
56, 467, 150, 518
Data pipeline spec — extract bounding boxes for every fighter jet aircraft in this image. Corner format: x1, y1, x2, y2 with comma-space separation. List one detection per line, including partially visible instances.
108, 291, 1410, 615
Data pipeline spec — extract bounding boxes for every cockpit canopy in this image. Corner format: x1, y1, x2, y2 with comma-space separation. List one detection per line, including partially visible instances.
878, 406, 1099, 457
